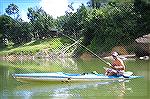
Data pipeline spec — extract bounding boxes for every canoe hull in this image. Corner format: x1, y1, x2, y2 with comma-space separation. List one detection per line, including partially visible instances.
12, 72, 143, 83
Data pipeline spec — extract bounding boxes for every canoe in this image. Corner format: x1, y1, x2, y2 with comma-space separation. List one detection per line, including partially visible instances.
12, 72, 143, 83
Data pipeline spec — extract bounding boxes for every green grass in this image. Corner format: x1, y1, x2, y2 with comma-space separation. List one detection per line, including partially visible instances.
0, 37, 72, 56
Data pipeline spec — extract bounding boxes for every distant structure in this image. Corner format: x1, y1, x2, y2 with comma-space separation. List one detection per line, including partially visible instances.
135, 34, 150, 53
135, 34, 150, 60
136, 34, 150, 44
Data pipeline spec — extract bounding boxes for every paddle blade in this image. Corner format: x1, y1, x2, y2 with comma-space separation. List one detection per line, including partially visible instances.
123, 71, 133, 77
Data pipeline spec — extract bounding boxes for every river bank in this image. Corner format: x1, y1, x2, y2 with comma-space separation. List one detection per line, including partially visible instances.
0, 41, 149, 61
0, 53, 142, 61
0, 54, 75, 61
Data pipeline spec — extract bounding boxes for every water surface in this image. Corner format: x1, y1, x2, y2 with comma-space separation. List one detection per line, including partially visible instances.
0, 58, 149, 98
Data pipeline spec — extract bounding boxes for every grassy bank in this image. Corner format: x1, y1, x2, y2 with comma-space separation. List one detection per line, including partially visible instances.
0, 37, 72, 56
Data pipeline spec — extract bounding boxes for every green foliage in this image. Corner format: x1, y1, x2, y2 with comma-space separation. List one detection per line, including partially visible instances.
134, 0, 150, 36
82, 1, 147, 53
5, 3, 19, 15
57, 4, 88, 40
5, 3, 19, 19
27, 7, 56, 39
0, 1, 150, 56
0, 15, 33, 45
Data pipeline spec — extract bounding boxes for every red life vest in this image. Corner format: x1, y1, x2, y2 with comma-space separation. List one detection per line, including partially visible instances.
112, 59, 125, 70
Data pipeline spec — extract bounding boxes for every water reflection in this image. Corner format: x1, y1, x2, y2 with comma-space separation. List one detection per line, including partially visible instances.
29, 58, 78, 71
14, 80, 132, 97
1, 58, 78, 73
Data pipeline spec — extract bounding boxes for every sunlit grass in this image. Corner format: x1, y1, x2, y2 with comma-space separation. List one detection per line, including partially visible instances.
0, 37, 70, 56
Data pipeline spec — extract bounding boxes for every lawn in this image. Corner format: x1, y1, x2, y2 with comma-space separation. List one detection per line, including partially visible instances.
0, 37, 72, 56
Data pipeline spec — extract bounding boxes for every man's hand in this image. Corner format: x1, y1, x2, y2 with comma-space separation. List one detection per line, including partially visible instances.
106, 62, 115, 69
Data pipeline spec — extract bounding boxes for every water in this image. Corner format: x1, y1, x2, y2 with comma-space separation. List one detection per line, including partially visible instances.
0, 58, 149, 99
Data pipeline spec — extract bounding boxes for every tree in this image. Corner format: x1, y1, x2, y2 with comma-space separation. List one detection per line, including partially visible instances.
58, 4, 88, 40
10, 21, 33, 44
134, 0, 150, 37
5, 3, 19, 19
82, 2, 138, 53
87, 0, 110, 8
27, 7, 56, 39
0, 14, 33, 46
0, 15, 14, 44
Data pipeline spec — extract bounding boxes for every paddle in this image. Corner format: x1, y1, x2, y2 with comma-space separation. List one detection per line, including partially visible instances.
60, 33, 133, 77
61, 33, 108, 65
122, 71, 133, 77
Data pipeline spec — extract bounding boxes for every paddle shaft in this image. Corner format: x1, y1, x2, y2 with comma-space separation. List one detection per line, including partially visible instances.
60, 33, 133, 77
61, 33, 109, 65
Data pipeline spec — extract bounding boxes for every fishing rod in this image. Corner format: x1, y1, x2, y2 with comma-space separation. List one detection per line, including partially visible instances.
61, 33, 108, 65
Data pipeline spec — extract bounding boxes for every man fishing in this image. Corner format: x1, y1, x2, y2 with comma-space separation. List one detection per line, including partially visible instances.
105, 52, 125, 76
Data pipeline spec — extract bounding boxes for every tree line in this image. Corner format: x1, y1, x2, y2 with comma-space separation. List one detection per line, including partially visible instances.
0, 0, 149, 54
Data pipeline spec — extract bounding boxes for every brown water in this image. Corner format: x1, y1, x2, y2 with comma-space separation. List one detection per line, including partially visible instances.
0, 58, 149, 99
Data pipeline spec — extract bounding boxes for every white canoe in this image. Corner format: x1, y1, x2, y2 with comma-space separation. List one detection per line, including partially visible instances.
12, 72, 143, 83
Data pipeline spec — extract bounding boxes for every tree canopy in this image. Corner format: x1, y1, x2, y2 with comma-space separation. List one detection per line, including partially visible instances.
0, 0, 150, 55
5, 3, 19, 19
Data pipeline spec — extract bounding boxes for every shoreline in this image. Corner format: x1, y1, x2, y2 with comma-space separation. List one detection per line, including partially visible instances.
0, 53, 73, 61
0, 52, 149, 61
0, 55, 35, 61
0, 54, 137, 61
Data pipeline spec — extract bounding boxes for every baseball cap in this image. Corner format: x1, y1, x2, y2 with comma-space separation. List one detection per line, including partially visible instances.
112, 52, 118, 57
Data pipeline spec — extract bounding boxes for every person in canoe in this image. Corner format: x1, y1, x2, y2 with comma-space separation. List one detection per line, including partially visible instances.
105, 52, 125, 76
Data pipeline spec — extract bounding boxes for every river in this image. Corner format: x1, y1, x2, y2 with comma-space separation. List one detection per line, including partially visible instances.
0, 58, 149, 99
